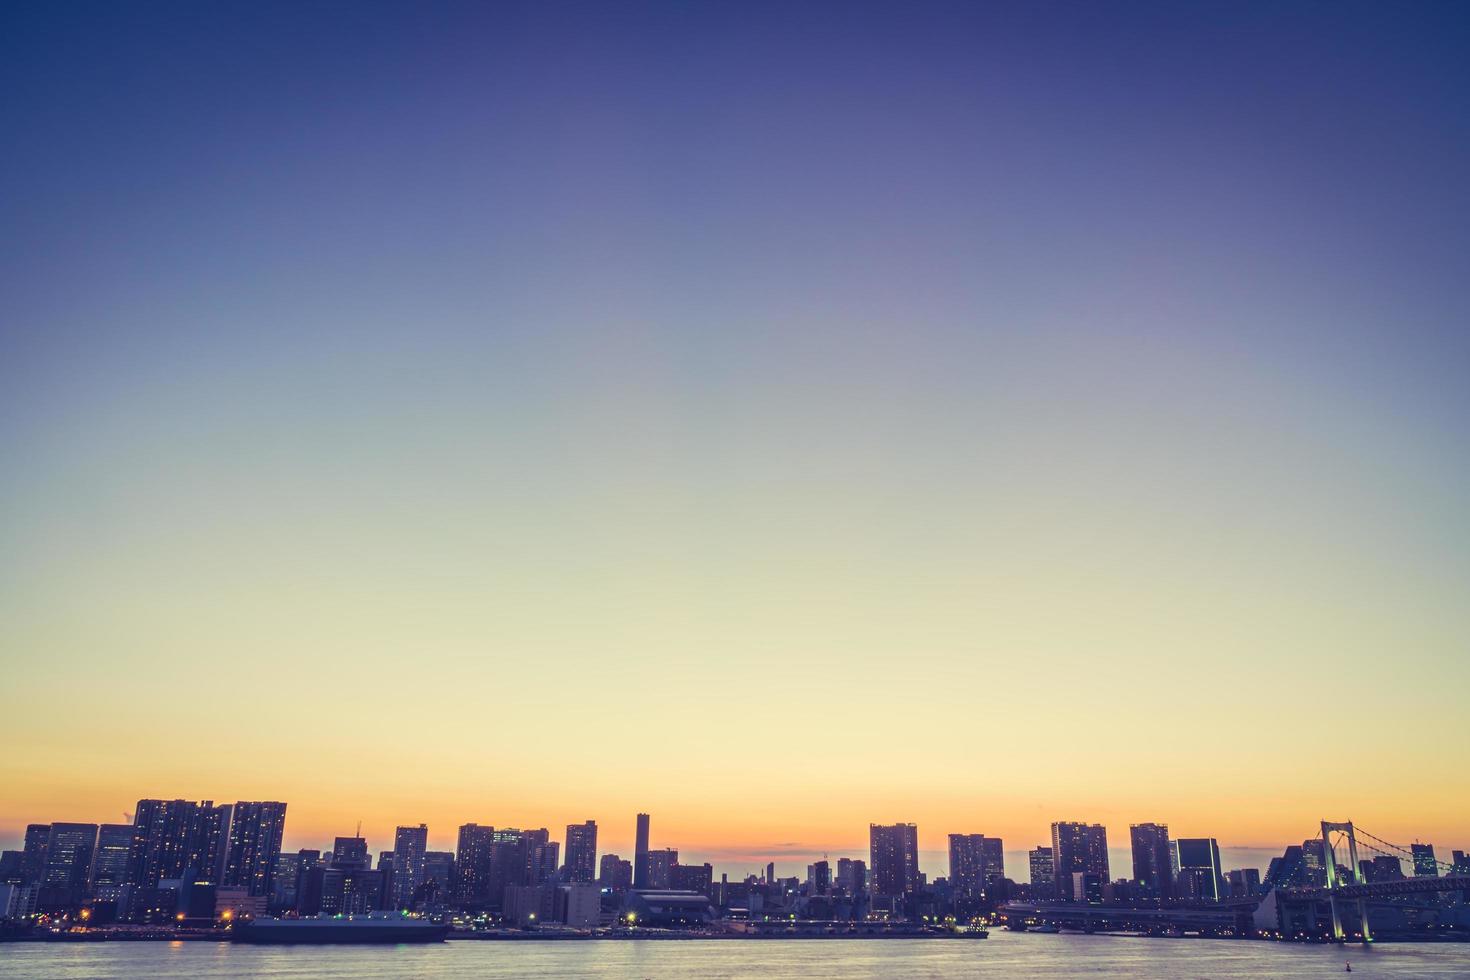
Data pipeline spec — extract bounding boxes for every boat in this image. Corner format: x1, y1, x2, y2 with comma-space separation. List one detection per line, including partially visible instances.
1029, 922, 1061, 934
232, 914, 449, 945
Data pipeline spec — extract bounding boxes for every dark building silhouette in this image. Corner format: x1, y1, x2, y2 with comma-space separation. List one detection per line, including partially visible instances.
456, 824, 495, 902
1051, 822, 1109, 902
89, 824, 134, 898
634, 813, 651, 889
564, 820, 598, 883
599, 853, 632, 893
1130, 823, 1174, 900
671, 861, 714, 896
41, 823, 97, 904
1174, 838, 1223, 901
948, 834, 987, 899
644, 848, 678, 889
223, 801, 286, 897
869, 823, 920, 897
21, 824, 50, 886
390, 824, 428, 907
128, 799, 234, 887
1412, 843, 1439, 877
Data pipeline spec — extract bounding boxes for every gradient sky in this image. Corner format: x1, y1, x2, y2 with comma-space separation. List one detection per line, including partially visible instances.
2, 1, 1468, 877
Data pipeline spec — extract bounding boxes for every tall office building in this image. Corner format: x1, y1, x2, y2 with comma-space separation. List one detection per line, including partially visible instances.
223, 802, 287, 897
1130, 823, 1174, 900
869, 823, 920, 897
524, 829, 559, 886
129, 799, 227, 887
422, 851, 455, 901
836, 858, 867, 897
644, 848, 677, 889
187, 802, 233, 882
808, 859, 831, 895
20, 825, 50, 886
42, 824, 98, 897
1412, 843, 1439, 877
390, 824, 429, 907
633, 813, 651, 889
1029, 846, 1056, 899
564, 821, 598, 883
981, 837, 1005, 884
1174, 838, 1223, 902
1051, 822, 1109, 902
456, 824, 495, 903
599, 854, 632, 893
948, 834, 987, 898
90, 824, 135, 899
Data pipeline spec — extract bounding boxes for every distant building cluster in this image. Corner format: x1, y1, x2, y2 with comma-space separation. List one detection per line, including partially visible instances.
2, 801, 1466, 932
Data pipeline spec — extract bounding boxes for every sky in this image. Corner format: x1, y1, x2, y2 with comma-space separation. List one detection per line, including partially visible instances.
2, 1, 1468, 879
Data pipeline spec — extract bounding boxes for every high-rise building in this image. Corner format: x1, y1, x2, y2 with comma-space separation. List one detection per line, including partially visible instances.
948, 834, 987, 898
42, 824, 98, 899
1028, 846, 1055, 899
1452, 850, 1469, 875
807, 860, 831, 895
671, 861, 713, 896
869, 823, 920, 897
90, 824, 135, 899
644, 848, 677, 889
564, 821, 598, 883
1226, 868, 1261, 897
1130, 823, 1173, 900
981, 837, 1005, 884
223, 802, 287, 897
421, 851, 455, 903
456, 824, 495, 902
1174, 838, 1224, 902
836, 858, 867, 897
599, 854, 632, 893
633, 814, 651, 890
21, 825, 51, 887
525, 829, 559, 885
391, 824, 428, 907
1412, 843, 1439, 878
187, 802, 233, 883
1051, 822, 1109, 902
0, 851, 23, 885
129, 799, 235, 887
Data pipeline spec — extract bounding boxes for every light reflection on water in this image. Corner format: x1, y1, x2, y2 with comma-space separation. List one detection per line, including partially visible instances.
1, 932, 1468, 979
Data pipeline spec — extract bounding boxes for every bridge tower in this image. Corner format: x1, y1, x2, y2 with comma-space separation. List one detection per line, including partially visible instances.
1320, 821, 1371, 943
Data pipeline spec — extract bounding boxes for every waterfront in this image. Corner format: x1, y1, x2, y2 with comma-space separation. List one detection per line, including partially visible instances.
3, 933, 1470, 979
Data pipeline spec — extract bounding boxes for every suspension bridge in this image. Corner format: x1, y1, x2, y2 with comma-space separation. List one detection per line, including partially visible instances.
999, 819, 1469, 943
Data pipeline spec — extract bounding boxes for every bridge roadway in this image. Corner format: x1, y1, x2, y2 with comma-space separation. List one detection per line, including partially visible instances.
998, 901, 1250, 933
1286, 874, 1470, 902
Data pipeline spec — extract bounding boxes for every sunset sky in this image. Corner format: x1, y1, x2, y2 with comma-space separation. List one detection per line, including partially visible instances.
2, 1, 1468, 876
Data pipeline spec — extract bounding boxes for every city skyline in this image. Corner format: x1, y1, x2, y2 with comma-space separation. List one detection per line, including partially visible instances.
2, 799, 1456, 889
3, 0, 1469, 869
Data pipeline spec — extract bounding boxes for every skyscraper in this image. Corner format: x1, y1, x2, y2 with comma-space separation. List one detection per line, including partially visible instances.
1130, 823, 1173, 900
1174, 838, 1223, 902
20, 825, 49, 887
455, 824, 495, 903
1051, 821, 1109, 902
129, 800, 197, 887
869, 823, 920, 897
42, 824, 98, 898
981, 837, 1006, 884
222, 802, 287, 897
564, 820, 598, 883
599, 854, 632, 893
1412, 843, 1439, 877
644, 848, 677, 889
391, 824, 428, 907
1029, 845, 1056, 899
948, 833, 987, 898
633, 813, 651, 889
90, 824, 135, 899
186, 802, 233, 883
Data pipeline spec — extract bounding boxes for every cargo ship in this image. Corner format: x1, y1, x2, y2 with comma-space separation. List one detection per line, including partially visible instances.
231, 914, 449, 945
